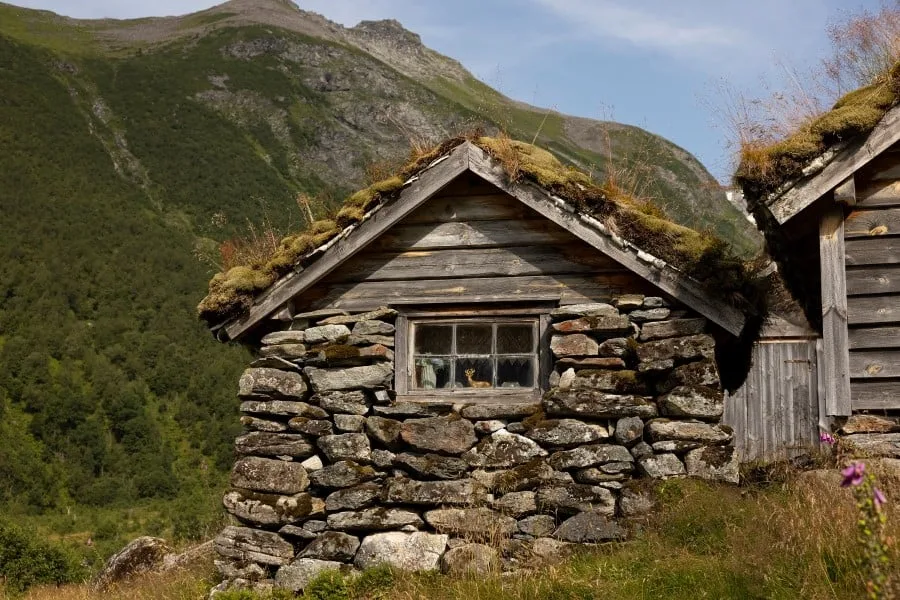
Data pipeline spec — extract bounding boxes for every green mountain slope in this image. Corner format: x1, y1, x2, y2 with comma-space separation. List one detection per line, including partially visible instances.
0, 0, 759, 542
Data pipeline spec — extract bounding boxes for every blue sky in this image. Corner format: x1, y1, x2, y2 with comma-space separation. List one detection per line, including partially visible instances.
12, 0, 883, 181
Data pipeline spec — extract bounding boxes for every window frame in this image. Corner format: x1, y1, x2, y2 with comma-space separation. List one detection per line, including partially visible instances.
395, 307, 552, 404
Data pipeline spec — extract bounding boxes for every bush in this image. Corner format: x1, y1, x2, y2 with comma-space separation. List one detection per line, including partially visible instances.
0, 519, 83, 594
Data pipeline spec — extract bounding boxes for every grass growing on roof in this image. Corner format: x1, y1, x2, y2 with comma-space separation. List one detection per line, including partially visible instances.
199, 135, 767, 331
735, 65, 900, 197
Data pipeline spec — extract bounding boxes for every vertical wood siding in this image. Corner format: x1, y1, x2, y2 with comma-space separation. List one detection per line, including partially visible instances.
724, 340, 821, 462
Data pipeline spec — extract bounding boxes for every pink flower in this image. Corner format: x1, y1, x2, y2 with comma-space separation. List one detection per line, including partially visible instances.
874, 487, 887, 509
841, 462, 866, 487
819, 432, 836, 445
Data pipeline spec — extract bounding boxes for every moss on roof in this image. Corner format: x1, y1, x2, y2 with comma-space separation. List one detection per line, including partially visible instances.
735, 66, 900, 198
199, 135, 767, 340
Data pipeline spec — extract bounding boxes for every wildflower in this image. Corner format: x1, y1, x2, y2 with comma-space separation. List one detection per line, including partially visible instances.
841, 462, 866, 487
819, 431, 836, 445
874, 487, 887, 509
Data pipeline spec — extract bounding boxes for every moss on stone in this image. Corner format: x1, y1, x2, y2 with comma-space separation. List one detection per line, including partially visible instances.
322, 344, 362, 360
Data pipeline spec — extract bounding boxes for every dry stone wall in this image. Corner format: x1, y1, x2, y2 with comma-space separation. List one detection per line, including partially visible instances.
214, 296, 739, 593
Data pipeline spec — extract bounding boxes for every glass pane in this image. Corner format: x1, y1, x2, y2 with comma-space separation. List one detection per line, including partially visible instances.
455, 357, 493, 389
497, 356, 534, 388
497, 324, 533, 354
413, 357, 452, 390
415, 324, 452, 355
457, 324, 492, 354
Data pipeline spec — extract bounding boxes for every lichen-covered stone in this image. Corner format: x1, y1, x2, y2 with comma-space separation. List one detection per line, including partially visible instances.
334, 414, 366, 432
305, 363, 393, 392
371, 449, 395, 468
662, 360, 720, 391
839, 415, 900, 435
317, 433, 371, 463
647, 420, 732, 444
319, 307, 397, 326
459, 402, 540, 420
569, 370, 644, 394
614, 416, 644, 446
400, 416, 477, 455
556, 357, 627, 370
301, 455, 323, 471
299, 532, 360, 562
462, 431, 547, 467
275, 558, 345, 592
261, 331, 306, 345
315, 390, 370, 415
660, 386, 724, 420
231, 457, 309, 494
550, 303, 617, 318
841, 433, 900, 457
215, 526, 294, 566
552, 511, 625, 542
288, 418, 334, 437
308, 460, 377, 488
325, 483, 381, 511
259, 344, 308, 360
492, 491, 537, 517
347, 334, 395, 347
685, 446, 740, 484
547, 443, 633, 470
630, 441, 654, 460
239, 368, 308, 399
235, 432, 315, 458
536, 484, 615, 515
224, 489, 316, 526
241, 400, 327, 419
525, 419, 608, 446
573, 466, 628, 484
651, 440, 703, 453
352, 320, 395, 336
637, 453, 686, 478
373, 403, 446, 417
491, 459, 559, 492
642, 297, 667, 308
441, 543, 499, 575
637, 359, 674, 374
93, 536, 171, 588
392, 453, 469, 480
598, 337, 630, 358
639, 319, 706, 341
240, 416, 288, 432
383, 478, 485, 505
614, 295, 644, 310
550, 334, 599, 357
619, 486, 655, 517
424, 508, 517, 536
629, 308, 671, 322
365, 416, 403, 447
544, 390, 658, 419
552, 315, 632, 336
636, 334, 715, 364
354, 532, 447, 571
327, 508, 424, 531
517, 515, 557, 537
303, 324, 351, 345
250, 356, 300, 370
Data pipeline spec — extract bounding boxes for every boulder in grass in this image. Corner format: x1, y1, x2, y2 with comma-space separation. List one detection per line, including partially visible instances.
93, 537, 172, 588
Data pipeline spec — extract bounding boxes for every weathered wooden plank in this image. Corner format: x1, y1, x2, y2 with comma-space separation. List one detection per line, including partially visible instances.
845, 237, 900, 265
848, 294, 900, 325
771, 103, 900, 223
819, 205, 852, 416
845, 206, 900, 238
223, 144, 470, 339
402, 193, 538, 224
834, 175, 856, 206
849, 326, 900, 349
466, 144, 746, 336
849, 349, 900, 378
394, 315, 409, 395
851, 379, 900, 410
371, 219, 572, 251
301, 273, 653, 312
846, 265, 900, 295
328, 245, 625, 283
856, 179, 900, 207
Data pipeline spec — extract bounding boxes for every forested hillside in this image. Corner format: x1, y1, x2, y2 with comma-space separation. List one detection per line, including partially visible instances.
0, 0, 760, 554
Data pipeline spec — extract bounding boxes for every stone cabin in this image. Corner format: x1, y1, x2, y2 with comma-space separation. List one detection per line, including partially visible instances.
200, 138, 761, 592
737, 88, 900, 455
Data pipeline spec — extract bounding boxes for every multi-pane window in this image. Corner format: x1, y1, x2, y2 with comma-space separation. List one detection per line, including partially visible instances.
409, 319, 538, 392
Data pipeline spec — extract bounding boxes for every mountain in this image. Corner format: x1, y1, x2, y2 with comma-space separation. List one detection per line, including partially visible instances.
0, 0, 759, 540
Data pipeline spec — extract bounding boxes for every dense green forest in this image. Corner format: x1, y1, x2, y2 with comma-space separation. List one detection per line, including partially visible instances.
0, 0, 760, 568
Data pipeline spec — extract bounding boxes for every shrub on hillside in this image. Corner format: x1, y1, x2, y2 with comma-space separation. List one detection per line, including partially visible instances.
0, 519, 84, 594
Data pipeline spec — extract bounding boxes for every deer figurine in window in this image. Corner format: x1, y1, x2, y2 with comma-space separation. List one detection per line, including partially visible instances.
464, 368, 491, 388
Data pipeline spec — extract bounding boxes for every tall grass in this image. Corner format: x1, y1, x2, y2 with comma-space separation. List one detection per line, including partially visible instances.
14, 465, 897, 600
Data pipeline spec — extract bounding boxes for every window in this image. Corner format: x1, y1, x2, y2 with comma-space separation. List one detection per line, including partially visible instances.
405, 318, 541, 395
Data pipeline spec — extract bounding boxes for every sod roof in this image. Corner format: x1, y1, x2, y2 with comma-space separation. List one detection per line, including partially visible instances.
199, 135, 767, 350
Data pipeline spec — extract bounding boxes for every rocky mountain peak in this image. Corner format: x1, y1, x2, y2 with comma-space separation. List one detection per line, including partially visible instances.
351, 19, 423, 48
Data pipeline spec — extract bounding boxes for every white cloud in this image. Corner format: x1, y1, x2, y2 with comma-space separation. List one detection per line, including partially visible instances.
530, 0, 747, 55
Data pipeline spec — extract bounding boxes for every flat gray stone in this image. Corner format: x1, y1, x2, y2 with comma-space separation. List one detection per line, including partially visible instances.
365, 416, 403, 447
261, 330, 306, 345
545, 390, 658, 419
235, 432, 315, 458
308, 460, 378, 488
288, 418, 334, 437
535, 484, 615, 515
636, 334, 715, 362
550, 334, 599, 357
316, 390, 370, 415
660, 386, 724, 420
629, 308, 671, 322
553, 511, 625, 542
354, 532, 447, 571
383, 478, 485, 505
275, 558, 344, 592
552, 315, 632, 336
637, 453, 685, 478
328, 508, 424, 531
550, 303, 617, 318
525, 419, 609, 447
424, 508, 517, 536
352, 320, 396, 336
441, 543, 499, 575
239, 368, 308, 399
317, 433, 371, 463
240, 416, 288, 432
299, 532, 360, 562
685, 446, 740, 484
303, 324, 351, 345
334, 414, 366, 432
460, 403, 540, 420
462, 431, 547, 467
231, 457, 309, 494
325, 483, 381, 511
224, 489, 316, 526
639, 318, 706, 341
215, 526, 294, 566
392, 453, 469, 480
401, 416, 477, 455
492, 491, 537, 517
241, 400, 327, 419
547, 443, 633, 470
318, 307, 397, 326
647, 420, 732, 444
517, 515, 557, 537
842, 433, 900, 458
614, 416, 644, 446
305, 363, 393, 392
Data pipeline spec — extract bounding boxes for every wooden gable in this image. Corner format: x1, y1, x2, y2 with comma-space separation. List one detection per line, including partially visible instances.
222, 142, 746, 340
